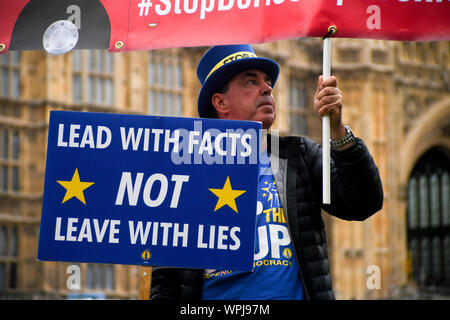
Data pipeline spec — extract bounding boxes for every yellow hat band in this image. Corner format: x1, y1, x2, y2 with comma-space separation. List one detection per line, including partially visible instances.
205, 51, 257, 81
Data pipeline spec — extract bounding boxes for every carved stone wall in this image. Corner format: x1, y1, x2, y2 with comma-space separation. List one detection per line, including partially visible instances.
0, 39, 448, 299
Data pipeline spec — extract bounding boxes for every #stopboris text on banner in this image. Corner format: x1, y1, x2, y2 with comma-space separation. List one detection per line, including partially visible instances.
1, 0, 449, 53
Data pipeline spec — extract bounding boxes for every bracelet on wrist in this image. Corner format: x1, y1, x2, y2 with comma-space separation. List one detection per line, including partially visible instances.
330, 125, 355, 149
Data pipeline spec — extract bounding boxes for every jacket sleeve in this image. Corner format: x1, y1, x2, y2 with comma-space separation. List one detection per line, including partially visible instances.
150, 267, 180, 301
306, 137, 384, 221
150, 267, 203, 301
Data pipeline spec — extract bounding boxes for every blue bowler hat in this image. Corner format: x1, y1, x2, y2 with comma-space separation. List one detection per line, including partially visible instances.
197, 44, 280, 118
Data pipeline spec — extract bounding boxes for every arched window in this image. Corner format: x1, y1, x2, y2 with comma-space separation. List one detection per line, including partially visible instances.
0, 224, 18, 292
147, 50, 183, 116
85, 264, 115, 292
72, 50, 114, 106
407, 147, 450, 293
288, 76, 309, 136
0, 126, 21, 194
0, 52, 20, 99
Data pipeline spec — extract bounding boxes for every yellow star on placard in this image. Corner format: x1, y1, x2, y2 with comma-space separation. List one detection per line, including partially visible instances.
57, 168, 94, 205
261, 186, 273, 202
208, 176, 246, 213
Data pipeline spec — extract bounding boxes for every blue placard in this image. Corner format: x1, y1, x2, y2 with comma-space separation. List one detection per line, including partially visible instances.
38, 111, 261, 271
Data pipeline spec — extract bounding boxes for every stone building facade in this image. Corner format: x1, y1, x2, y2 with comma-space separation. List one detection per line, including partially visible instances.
0, 38, 448, 299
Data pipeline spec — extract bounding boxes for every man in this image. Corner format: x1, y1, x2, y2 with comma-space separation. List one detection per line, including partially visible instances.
150, 44, 383, 300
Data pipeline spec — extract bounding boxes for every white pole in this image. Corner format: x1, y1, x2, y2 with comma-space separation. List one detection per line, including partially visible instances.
322, 27, 335, 204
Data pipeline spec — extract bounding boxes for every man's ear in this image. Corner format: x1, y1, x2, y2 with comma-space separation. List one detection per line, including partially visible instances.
211, 92, 228, 117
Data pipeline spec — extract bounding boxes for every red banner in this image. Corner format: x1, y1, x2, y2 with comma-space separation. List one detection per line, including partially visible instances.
1, 0, 449, 53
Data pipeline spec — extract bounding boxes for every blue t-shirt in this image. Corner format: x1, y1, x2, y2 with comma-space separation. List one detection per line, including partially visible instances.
201, 153, 304, 300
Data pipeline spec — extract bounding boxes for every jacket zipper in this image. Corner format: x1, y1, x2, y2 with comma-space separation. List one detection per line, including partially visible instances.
273, 155, 310, 300
283, 189, 310, 300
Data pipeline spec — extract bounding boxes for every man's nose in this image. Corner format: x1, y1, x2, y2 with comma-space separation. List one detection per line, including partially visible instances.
260, 80, 273, 95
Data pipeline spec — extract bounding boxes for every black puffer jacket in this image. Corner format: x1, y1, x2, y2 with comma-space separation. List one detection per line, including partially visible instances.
150, 136, 383, 300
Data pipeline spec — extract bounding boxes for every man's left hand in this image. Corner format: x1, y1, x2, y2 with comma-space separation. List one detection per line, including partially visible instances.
314, 75, 346, 140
